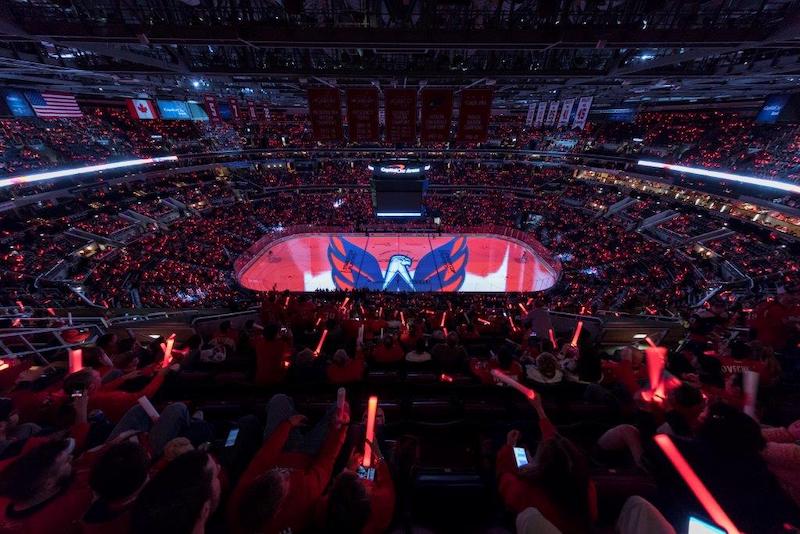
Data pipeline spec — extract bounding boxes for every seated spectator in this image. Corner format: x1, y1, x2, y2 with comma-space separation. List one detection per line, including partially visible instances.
0, 397, 42, 461
131, 450, 221, 534
81, 441, 149, 534
761, 419, 800, 506
526, 353, 563, 386
371, 336, 404, 365
212, 321, 238, 351
657, 383, 704, 438
405, 339, 431, 364
470, 346, 524, 385
431, 331, 468, 373
228, 393, 349, 533
497, 393, 596, 533
253, 324, 292, 386
326, 349, 365, 384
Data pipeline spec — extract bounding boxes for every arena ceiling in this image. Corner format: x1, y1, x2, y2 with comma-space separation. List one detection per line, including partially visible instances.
1, 0, 800, 110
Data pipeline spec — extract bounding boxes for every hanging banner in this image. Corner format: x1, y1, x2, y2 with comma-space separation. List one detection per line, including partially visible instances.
228, 98, 240, 120
384, 88, 417, 144
456, 88, 493, 143
572, 96, 594, 130
420, 88, 453, 143
544, 101, 559, 127
557, 98, 574, 128
203, 95, 220, 122
308, 87, 343, 142
127, 99, 158, 120
247, 100, 258, 120
534, 102, 548, 128
346, 87, 380, 142
525, 102, 537, 127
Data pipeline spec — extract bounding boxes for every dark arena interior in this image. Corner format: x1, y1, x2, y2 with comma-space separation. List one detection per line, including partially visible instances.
4, 4, 800, 534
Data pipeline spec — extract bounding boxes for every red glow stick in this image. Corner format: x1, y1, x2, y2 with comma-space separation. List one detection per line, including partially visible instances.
400, 312, 406, 326
283, 360, 290, 368
68, 348, 83, 374
160, 333, 176, 368
570, 321, 583, 347
518, 303, 527, 314
315, 317, 322, 326
284, 296, 290, 308
491, 369, 536, 399
548, 328, 557, 349
443, 327, 448, 336
0, 362, 8, 371
654, 434, 741, 534
15, 300, 24, 311
526, 297, 534, 306
314, 329, 328, 356
378, 307, 383, 318
46, 307, 56, 316
645, 336, 657, 348
363, 396, 378, 468
440, 311, 447, 328
508, 316, 517, 332
340, 297, 350, 309
645, 346, 667, 401
440, 373, 454, 383
478, 318, 491, 325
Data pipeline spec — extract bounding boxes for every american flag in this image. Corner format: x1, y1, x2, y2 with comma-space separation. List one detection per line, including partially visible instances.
23, 90, 83, 118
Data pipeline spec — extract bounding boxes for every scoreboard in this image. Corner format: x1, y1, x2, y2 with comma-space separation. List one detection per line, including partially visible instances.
369, 161, 429, 217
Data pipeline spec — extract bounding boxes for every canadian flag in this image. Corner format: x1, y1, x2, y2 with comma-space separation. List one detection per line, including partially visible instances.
127, 99, 158, 120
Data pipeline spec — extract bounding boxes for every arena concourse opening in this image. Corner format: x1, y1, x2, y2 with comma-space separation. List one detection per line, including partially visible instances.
2, 7, 800, 534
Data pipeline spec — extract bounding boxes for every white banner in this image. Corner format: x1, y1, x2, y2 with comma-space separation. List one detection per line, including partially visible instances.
557, 98, 574, 128
525, 102, 537, 127
544, 101, 559, 127
534, 102, 548, 128
572, 96, 593, 130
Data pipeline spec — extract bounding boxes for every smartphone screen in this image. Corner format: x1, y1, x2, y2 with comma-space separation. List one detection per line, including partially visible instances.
688, 517, 727, 534
513, 447, 529, 468
225, 428, 239, 447
357, 466, 376, 481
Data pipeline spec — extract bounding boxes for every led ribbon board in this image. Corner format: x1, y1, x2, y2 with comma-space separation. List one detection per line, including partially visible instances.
0, 156, 179, 189
637, 160, 800, 195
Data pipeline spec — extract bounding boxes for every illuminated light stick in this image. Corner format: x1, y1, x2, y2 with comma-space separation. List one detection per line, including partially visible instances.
0, 362, 8, 371
654, 434, 741, 534
508, 316, 517, 332
15, 301, 24, 311
491, 369, 536, 399
283, 360, 291, 368
440, 312, 447, 328
644, 336, 657, 348
378, 307, 383, 318
340, 297, 350, 309
518, 303, 528, 314
743, 370, 759, 419
137, 396, 160, 421
315, 317, 323, 326
68, 348, 83, 374
570, 321, 583, 347
526, 297, 534, 306
314, 329, 328, 357
284, 296, 290, 308
580, 306, 586, 315
478, 318, 491, 325
443, 327, 448, 336
46, 307, 56, 316
160, 333, 176, 368
337, 387, 347, 419
400, 312, 406, 326
440, 373, 454, 383
11, 318, 20, 327
362, 396, 379, 468
644, 346, 667, 402
548, 328, 557, 349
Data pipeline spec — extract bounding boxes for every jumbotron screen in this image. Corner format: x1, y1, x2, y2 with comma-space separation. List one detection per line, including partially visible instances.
237, 232, 559, 292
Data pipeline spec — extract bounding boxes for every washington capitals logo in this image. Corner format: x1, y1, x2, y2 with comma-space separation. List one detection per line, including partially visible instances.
327, 236, 468, 292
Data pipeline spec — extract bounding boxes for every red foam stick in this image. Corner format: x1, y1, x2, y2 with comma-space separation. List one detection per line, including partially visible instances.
160, 333, 176, 368
570, 321, 583, 347
340, 297, 350, 309
491, 369, 536, 399
315, 317, 322, 326
440, 373, 454, 383
645, 346, 667, 397
363, 396, 378, 468
378, 307, 383, 318
478, 318, 491, 325
654, 434, 741, 534
314, 329, 328, 356
0, 362, 9, 372
284, 296, 290, 308
518, 303, 528, 314
645, 336, 657, 348
400, 312, 406, 326
440, 311, 447, 328
68, 348, 83, 374
548, 328, 557, 349
15, 300, 24, 311
508, 316, 517, 332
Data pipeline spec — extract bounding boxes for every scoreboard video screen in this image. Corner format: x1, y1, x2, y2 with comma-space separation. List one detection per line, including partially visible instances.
369, 161, 429, 217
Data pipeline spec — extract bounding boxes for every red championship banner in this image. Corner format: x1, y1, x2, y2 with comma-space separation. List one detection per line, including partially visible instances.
456, 88, 493, 143
247, 100, 258, 120
420, 88, 453, 143
228, 98, 240, 120
345, 88, 380, 142
308, 87, 343, 142
384, 88, 417, 143
203, 95, 220, 122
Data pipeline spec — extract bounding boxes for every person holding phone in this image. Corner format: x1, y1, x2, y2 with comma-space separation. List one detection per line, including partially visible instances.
496, 392, 596, 534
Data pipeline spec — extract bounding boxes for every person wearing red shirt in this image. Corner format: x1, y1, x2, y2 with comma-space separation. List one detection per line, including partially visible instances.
469, 347, 524, 385
496, 393, 597, 534
61, 364, 175, 423
228, 394, 349, 534
750, 296, 791, 350
371, 336, 404, 365
326, 349, 365, 384
253, 324, 292, 386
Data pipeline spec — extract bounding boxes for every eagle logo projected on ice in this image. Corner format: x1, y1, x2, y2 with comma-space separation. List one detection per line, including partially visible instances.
327, 236, 468, 292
